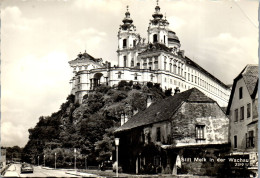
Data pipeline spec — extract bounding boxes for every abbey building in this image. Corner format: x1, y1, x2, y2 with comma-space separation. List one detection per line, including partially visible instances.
69, 3, 231, 107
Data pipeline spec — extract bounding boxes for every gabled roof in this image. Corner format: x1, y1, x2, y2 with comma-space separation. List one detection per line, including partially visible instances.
226, 64, 258, 115
115, 88, 215, 133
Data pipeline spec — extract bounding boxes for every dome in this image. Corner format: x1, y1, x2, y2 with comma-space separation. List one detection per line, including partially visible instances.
168, 30, 180, 44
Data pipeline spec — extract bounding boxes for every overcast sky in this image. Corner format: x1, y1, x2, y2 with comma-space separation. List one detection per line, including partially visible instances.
1, 0, 258, 147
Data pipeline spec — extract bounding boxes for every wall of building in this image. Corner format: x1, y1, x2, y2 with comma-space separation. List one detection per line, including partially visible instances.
171, 102, 229, 146
229, 78, 258, 152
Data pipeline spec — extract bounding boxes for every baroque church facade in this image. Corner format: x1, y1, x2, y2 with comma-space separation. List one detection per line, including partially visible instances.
69, 3, 231, 107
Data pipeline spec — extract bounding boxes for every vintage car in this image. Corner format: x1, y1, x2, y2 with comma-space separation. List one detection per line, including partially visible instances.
20, 163, 33, 173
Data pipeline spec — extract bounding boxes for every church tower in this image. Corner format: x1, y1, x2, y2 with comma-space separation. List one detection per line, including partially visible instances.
117, 6, 141, 68
147, 0, 169, 46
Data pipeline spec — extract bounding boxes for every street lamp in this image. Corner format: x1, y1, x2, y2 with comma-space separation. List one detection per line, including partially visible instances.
38, 156, 39, 166
74, 148, 77, 172
43, 155, 45, 167
115, 138, 120, 177
55, 153, 57, 169
85, 155, 88, 170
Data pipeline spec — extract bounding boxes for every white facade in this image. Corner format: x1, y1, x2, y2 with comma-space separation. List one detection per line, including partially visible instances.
69, 4, 231, 106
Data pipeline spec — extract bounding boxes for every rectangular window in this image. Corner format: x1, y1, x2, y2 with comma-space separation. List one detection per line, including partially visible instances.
195, 76, 197, 83
195, 125, 205, 141
239, 87, 243, 99
123, 56, 127, 67
188, 74, 190, 81
248, 131, 254, 148
156, 127, 161, 142
133, 40, 136, 47
234, 135, 237, 148
247, 103, 251, 118
234, 109, 238, 122
191, 75, 193, 82
246, 131, 255, 148
240, 106, 244, 121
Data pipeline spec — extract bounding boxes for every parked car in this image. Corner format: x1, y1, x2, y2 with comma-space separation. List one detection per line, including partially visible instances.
20, 163, 33, 173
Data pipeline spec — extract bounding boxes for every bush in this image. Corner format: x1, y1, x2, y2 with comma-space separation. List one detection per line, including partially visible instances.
118, 80, 128, 90
133, 83, 141, 90
112, 92, 127, 102
165, 88, 172, 96
147, 82, 153, 88
95, 84, 111, 94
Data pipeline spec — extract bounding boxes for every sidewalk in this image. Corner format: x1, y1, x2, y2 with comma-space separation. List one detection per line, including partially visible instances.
65, 170, 102, 177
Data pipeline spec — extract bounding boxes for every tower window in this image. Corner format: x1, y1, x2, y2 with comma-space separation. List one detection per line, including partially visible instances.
153, 34, 158, 43
123, 39, 127, 48
133, 40, 136, 47
124, 56, 127, 67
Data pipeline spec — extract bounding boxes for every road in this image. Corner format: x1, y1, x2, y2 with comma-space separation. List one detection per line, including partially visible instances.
3, 164, 98, 177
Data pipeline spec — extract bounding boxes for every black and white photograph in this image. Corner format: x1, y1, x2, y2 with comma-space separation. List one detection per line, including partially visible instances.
1, 0, 258, 177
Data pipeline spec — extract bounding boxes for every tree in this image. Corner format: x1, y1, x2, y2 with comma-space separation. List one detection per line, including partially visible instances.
94, 127, 115, 164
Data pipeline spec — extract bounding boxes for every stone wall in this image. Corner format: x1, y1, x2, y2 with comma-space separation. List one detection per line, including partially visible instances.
171, 102, 229, 146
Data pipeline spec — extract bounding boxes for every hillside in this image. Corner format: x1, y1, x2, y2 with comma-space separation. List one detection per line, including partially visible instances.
22, 81, 171, 167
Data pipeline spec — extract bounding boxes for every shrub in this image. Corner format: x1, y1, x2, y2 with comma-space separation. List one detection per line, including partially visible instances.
95, 84, 111, 94
133, 82, 141, 90
118, 80, 128, 90
147, 82, 153, 88
165, 88, 172, 96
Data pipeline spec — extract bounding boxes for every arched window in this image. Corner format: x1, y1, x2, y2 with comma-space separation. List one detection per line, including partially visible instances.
153, 34, 158, 43
123, 39, 127, 48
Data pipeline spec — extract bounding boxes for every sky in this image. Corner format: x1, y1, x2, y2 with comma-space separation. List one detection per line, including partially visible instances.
1, 0, 258, 147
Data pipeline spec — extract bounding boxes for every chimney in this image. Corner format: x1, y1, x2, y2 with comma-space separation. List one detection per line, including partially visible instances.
147, 94, 153, 108
120, 114, 125, 126
174, 87, 180, 95
133, 109, 138, 116
124, 114, 128, 123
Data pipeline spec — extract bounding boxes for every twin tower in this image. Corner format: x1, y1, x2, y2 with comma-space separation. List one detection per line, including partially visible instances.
117, 2, 181, 68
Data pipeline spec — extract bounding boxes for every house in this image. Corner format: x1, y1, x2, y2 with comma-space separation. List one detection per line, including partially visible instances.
226, 64, 258, 174
115, 88, 229, 175
68, 2, 231, 106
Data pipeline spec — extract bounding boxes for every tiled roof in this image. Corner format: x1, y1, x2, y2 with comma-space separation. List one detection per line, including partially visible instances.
226, 64, 258, 115
185, 57, 229, 89
241, 65, 258, 97
115, 88, 215, 133
69, 51, 97, 63
140, 43, 172, 54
